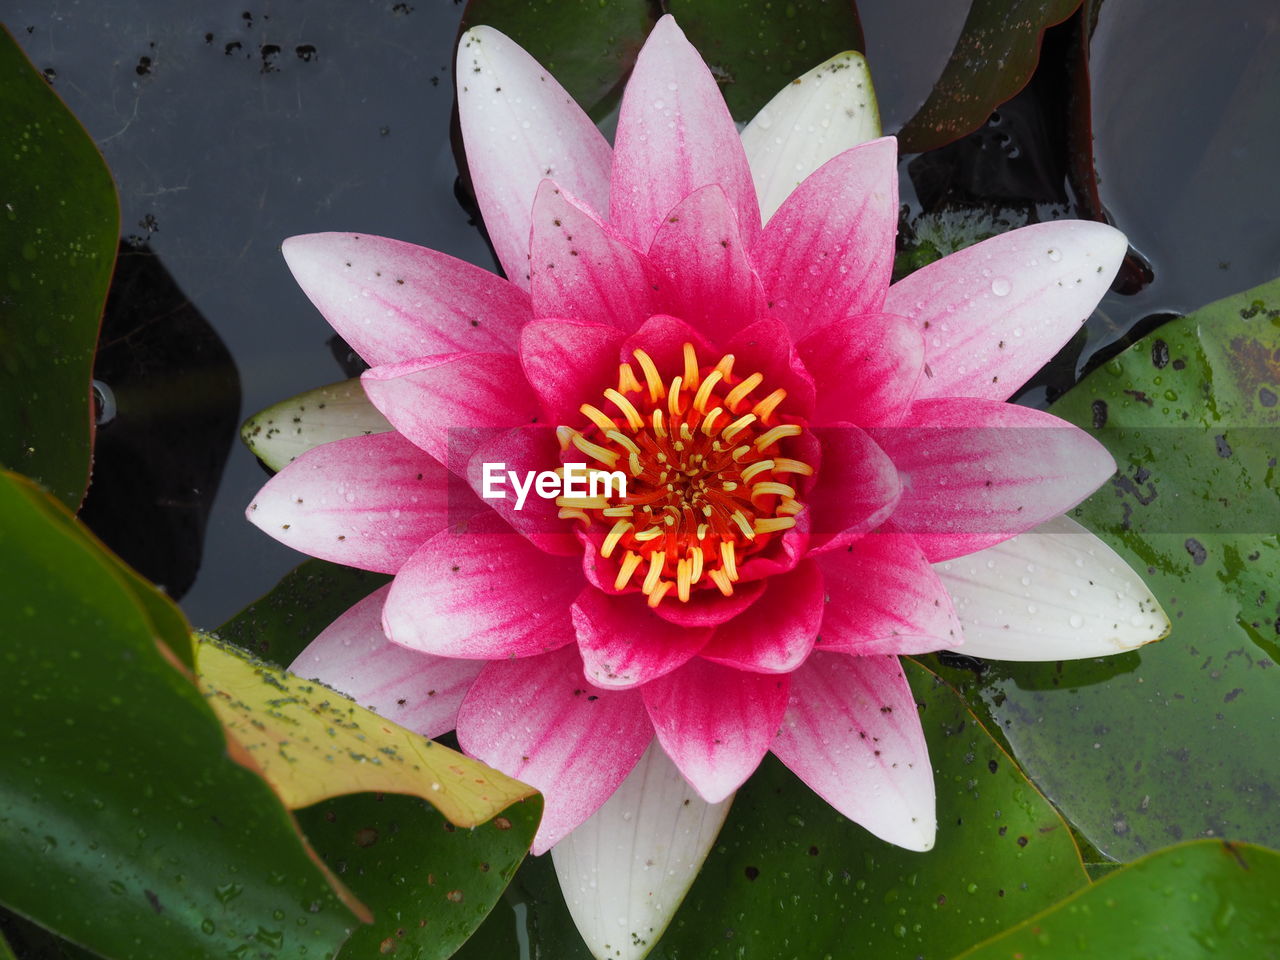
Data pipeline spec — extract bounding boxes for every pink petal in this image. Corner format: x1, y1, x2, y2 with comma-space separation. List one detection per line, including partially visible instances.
382, 511, 581, 658
751, 138, 898, 341
699, 560, 823, 673
804, 424, 901, 552
520, 318, 629, 425
572, 589, 712, 690
281, 233, 531, 365
642, 658, 789, 803
361, 353, 538, 471
246, 432, 464, 574
456, 646, 652, 853
869, 398, 1116, 561
797, 314, 925, 427
457, 27, 612, 288
620, 314, 716, 373
610, 16, 760, 250
289, 585, 481, 739
814, 533, 963, 655
885, 221, 1127, 401
466, 424, 580, 556
647, 184, 768, 344
528, 181, 662, 332
771, 653, 936, 851
724, 317, 816, 420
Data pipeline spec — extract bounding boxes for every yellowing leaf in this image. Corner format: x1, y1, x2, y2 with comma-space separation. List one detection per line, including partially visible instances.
196, 635, 537, 825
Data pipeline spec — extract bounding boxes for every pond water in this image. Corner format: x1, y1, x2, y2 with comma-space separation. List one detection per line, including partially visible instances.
9, 0, 1278, 628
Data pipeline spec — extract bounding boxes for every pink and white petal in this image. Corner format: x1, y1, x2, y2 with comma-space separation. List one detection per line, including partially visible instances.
281, 233, 531, 364
552, 742, 730, 960
572, 589, 712, 690
289, 585, 481, 739
725, 317, 817, 420
936, 514, 1169, 660
752, 137, 898, 341
611, 16, 760, 250
457, 27, 612, 288
361, 353, 539, 471
382, 513, 581, 658
771, 653, 935, 851
648, 184, 768, 344
466, 424, 580, 556
528, 181, 661, 332
242, 378, 392, 473
642, 659, 789, 802
456, 646, 652, 853
699, 561, 823, 673
647, 579, 766, 628
805, 424, 901, 552
869, 399, 1116, 562
741, 51, 882, 222
246, 432, 464, 574
520, 318, 629, 424
885, 220, 1127, 401
797, 314, 925, 428
814, 533, 963, 656
620, 314, 717, 375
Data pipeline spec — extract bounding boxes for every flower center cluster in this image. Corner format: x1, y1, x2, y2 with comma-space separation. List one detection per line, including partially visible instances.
555, 342, 811, 607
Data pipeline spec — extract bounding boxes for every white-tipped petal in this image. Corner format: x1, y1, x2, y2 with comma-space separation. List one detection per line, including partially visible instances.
937, 514, 1170, 661
552, 742, 731, 960
241, 379, 391, 471
741, 51, 882, 223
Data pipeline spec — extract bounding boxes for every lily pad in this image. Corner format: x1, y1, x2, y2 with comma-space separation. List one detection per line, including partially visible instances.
195, 636, 536, 824
956, 840, 1280, 958
0, 470, 360, 958
459, 0, 657, 118
929, 277, 1280, 860
667, 0, 865, 121
0, 27, 118, 507
465, 659, 1088, 958
896, 0, 1081, 153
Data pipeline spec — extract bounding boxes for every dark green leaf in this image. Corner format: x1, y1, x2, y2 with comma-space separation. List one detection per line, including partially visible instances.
927, 277, 1280, 861
667, 0, 865, 121
216, 559, 390, 667
897, 0, 1080, 153
0, 470, 360, 959
471, 660, 1088, 959
459, 0, 657, 118
299, 793, 540, 960
0, 27, 118, 507
956, 840, 1280, 959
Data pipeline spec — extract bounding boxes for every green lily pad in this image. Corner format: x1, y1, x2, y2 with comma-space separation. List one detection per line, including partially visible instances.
463, 659, 1088, 958
956, 840, 1280, 958
0, 27, 118, 507
896, 0, 1080, 153
667, 0, 865, 121
928, 277, 1280, 861
0, 470, 360, 958
459, 0, 658, 119
298, 793, 541, 960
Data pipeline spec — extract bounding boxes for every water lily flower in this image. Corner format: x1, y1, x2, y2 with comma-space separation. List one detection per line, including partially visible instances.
245, 16, 1167, 958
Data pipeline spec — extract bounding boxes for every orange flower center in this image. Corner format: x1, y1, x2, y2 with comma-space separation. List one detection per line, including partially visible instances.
555, 341, 812, 607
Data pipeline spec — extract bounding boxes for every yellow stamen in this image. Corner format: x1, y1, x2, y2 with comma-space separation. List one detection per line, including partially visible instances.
730, 444, 753, 461
604, 388, 645, 431
614, 550, 643, 589
643, 552, 665, 593
708, 568, 734, 596
719, 541, 738, 581
751, 388, 787, 424
754, 423, 802, 450
690, 546, 704, 583
754, 516, 798, 534
602, 505, 635, 517
696, 523, 709, 541
601, 519, 632, 558
750, 481, 797, 501
633, 526, 663, 542
618, 362, 643, 395
777, 498, 804, 516
606, 430, 642, 457
555, 425, 575, 451
629, 451, 643, 477
740, 459, 775, 483
730, 511, 756, 541
771, 457, 815, 477
724, 372, 763, 411
692, 370, 723, 414
557, 507, 590, 524
722, 414, 757, 442
700, 406, 724, 436
651, 408, 667, 438
682, 342, 700, 389
714, 354, 735, 381
647, 580, 674, 607
579, 403, 616, 434
572, 433, 620, 467
555, 495, 610, 509
676, 558, 692, 602
633, 349, 665, 402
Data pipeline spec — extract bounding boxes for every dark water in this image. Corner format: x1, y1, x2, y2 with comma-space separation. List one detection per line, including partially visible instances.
9, 0, 1279, 627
